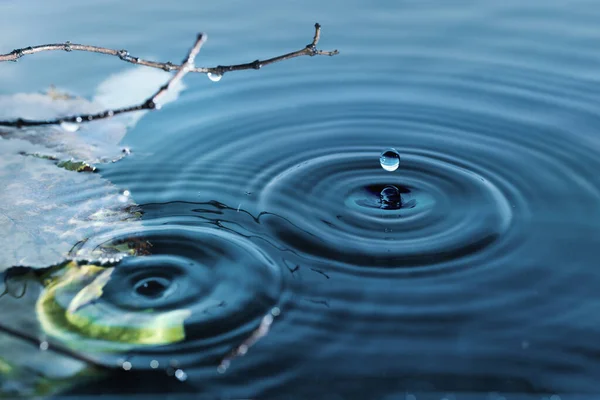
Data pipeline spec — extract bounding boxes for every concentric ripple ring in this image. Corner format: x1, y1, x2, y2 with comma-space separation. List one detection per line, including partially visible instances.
36, 225, 283, 369
257, 146, 513, 268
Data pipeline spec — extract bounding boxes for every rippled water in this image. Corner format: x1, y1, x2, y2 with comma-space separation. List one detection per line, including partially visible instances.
2, 0, 600, 399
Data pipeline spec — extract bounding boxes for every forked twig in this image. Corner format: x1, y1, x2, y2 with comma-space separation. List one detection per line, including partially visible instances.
0, 23, 337, 128
0, 33, 206, 128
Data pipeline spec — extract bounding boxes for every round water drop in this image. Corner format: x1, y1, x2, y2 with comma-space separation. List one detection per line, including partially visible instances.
207, 72, 222, 82
380, 148, 400, 172
60, 122, 80, 133
122, 361, 132, 371
39, 341, 49, 351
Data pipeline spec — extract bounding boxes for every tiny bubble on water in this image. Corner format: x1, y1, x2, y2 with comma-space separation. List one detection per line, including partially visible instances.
217, 360, 230, 374
39, 341, 49, 351
271, 307, 281, 316
175, 369, 187, 381
150, 360, 159, 369
380, 148, 400, 172
207, 72, 222, 82
122, 361, 132, 371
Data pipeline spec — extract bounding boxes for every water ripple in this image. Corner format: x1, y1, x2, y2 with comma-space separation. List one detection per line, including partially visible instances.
11, 1, 600, 395
38, 225, 283, 370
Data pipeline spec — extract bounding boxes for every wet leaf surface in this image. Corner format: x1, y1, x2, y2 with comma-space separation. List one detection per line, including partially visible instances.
0, 67, 185, 269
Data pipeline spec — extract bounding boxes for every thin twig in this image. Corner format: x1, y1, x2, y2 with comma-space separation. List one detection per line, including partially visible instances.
0, 33, 207, 128
0, 23, 337, 74
0, 24, 337, 128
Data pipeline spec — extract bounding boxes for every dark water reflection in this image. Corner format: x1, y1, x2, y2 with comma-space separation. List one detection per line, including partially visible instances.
2, 0, 600, 398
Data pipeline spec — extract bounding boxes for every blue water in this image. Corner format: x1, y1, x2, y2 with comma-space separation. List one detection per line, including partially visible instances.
2, 1, 600, 399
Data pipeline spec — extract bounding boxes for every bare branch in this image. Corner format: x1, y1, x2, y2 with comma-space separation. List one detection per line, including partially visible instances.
201, 23, 339, 76
0, 33, 206, 128
0, 23, 337, 74
0, 23, 337, 128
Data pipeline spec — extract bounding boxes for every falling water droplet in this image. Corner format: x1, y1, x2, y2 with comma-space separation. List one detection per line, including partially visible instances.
39, 341, 49, 351
379, 148, 400, 172
150, 360, 159, 369
207, 72, 222, 82
122, 361, 132, 371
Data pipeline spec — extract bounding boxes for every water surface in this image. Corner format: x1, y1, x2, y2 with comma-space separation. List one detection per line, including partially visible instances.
2, 1, 600, 399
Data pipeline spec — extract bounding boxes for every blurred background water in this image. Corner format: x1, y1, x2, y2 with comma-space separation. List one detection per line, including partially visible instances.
2, 0, 600, 399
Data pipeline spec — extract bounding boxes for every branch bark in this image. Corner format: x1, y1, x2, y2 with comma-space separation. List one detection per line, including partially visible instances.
0, 23, 337, 128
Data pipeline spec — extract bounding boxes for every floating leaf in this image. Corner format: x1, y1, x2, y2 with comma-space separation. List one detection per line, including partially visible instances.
0, 67, 185, 269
